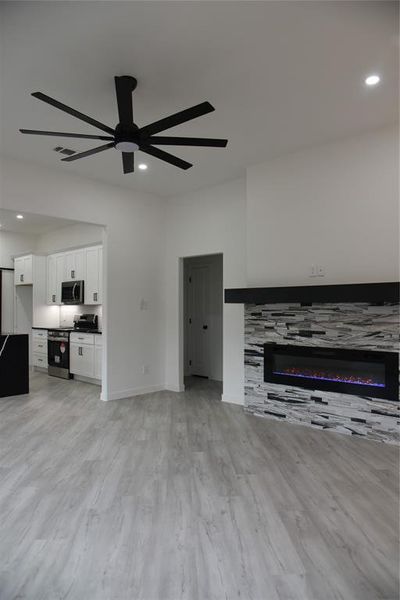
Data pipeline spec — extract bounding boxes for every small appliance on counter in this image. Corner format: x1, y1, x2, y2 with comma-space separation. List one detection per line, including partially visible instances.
73, 313, 99, 332
61, 280, 84, 304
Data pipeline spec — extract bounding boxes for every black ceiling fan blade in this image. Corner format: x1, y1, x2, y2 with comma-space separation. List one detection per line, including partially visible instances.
61, 142, 115, 162
140, 145, 192, 170
31, 92, 114, 135
122, 152, 134, 174
19, 129, 114, 141
114, 76, 135, 125
140, 102, 215, 137
148, 136, 228, 147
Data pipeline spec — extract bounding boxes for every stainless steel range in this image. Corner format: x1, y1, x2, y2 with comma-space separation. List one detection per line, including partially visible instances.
47, 329, 71, 379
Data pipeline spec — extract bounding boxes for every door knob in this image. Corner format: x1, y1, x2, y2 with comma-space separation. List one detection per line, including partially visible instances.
203, 325, 208, 330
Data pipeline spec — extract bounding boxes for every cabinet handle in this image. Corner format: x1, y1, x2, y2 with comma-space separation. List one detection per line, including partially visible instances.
20, 274, 24, 282
93, 292, 98, 302
78, 337, 84, 340
52, 294, 56, 303
71, 270, 75, 279
78, 347, 83, 356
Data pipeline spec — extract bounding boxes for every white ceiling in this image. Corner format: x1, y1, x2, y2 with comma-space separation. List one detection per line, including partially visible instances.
0, 208, 79, 235
0, 1, 398, 198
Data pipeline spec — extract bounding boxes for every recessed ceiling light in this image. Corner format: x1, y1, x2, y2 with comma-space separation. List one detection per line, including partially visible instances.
365, 74, 380, 86
16, 214, 24, 219
138, 163, 148, 171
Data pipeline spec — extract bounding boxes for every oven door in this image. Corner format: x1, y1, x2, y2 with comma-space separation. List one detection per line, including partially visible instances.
48, 337, 70, 378
61, 280, 84, 304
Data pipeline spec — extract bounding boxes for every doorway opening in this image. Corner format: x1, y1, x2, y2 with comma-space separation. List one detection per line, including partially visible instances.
0, 207, 107, 398
183, 254, 223, 395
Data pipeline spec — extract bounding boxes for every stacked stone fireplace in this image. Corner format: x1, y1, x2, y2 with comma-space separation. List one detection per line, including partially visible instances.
244, 301, 399, 444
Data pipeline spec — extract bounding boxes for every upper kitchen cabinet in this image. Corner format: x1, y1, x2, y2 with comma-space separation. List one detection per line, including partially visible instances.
85, 246, 103, 305
63, 249, 85, 282
14, 255, 33, 285
47, 253, 66, 304
46, 245, 103, 306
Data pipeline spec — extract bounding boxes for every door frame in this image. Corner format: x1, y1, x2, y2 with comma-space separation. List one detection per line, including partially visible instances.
185, 260, 211, 378
178, 252, 223, 392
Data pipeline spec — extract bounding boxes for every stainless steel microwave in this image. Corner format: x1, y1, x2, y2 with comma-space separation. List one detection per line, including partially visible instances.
61, 280, 84, 304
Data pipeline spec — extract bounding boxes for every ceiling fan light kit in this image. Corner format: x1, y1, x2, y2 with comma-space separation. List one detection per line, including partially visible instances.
20, 75, 228, 174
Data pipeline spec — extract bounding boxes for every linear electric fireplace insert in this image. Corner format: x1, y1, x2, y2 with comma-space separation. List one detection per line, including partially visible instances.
264, 343, 399, 401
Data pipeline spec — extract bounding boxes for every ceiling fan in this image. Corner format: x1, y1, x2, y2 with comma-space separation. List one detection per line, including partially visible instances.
19, 76, 228, 174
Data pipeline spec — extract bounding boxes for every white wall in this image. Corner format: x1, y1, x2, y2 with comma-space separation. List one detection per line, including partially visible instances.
0, 230, 37, 268
246, 127, 399, 286
165, 178, 246, 404
1, 127, 396, 406
36, 222, 103, 254
0, 155, 166, 401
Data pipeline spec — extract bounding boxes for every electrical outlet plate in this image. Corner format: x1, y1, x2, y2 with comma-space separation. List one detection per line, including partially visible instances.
309, 264, 317, 277
309, 264, 325, 277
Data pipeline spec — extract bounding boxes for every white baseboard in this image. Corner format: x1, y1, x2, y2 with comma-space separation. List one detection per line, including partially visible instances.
74, 374, 101, 387
222, 393, 244, 406
165, 383, 185, 392
102, 383, 165, 401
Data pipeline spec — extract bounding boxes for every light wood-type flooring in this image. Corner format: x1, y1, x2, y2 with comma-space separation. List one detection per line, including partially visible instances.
0, 373, 398, 600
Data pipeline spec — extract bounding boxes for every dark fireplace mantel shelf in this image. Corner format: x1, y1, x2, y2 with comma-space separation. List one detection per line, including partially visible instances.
225, 282, 399, 305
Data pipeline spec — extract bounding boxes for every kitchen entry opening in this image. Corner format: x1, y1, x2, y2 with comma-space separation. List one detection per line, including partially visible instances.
264, 343, 399, 401
183, 254, 223, 390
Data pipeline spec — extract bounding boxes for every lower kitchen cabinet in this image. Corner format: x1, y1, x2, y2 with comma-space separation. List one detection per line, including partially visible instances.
70, 333, 102, 381
32, 353, 47, 368
70, 343, 94, 377
32, 328, 48, 370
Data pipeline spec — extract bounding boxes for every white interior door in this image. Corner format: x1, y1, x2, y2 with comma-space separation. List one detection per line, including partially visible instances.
187, 264, 209, 377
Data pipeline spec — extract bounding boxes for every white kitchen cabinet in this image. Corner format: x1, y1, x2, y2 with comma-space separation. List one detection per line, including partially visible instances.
64, 249, 85, 282
71, 332, 95, 345
32, 338, 47, 354
70, 332, 102, 381
32, 353, 47, 368
46, 255, 57, 304
14, 255, 33, 285
45, 245, 102, 306
32, 328, 47, 370
32, 328, 47, 340
85, 246, 102, 305
70, 342, 95, 377
46, 253, 65, 304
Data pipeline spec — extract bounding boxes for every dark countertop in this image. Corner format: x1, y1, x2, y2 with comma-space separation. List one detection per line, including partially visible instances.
32, 327, 102, 334
1, 332, 29, 336
70, 329, 102, 334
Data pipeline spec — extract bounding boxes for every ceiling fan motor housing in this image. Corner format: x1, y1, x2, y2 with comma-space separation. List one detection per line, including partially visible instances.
114, 122, 140, 152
